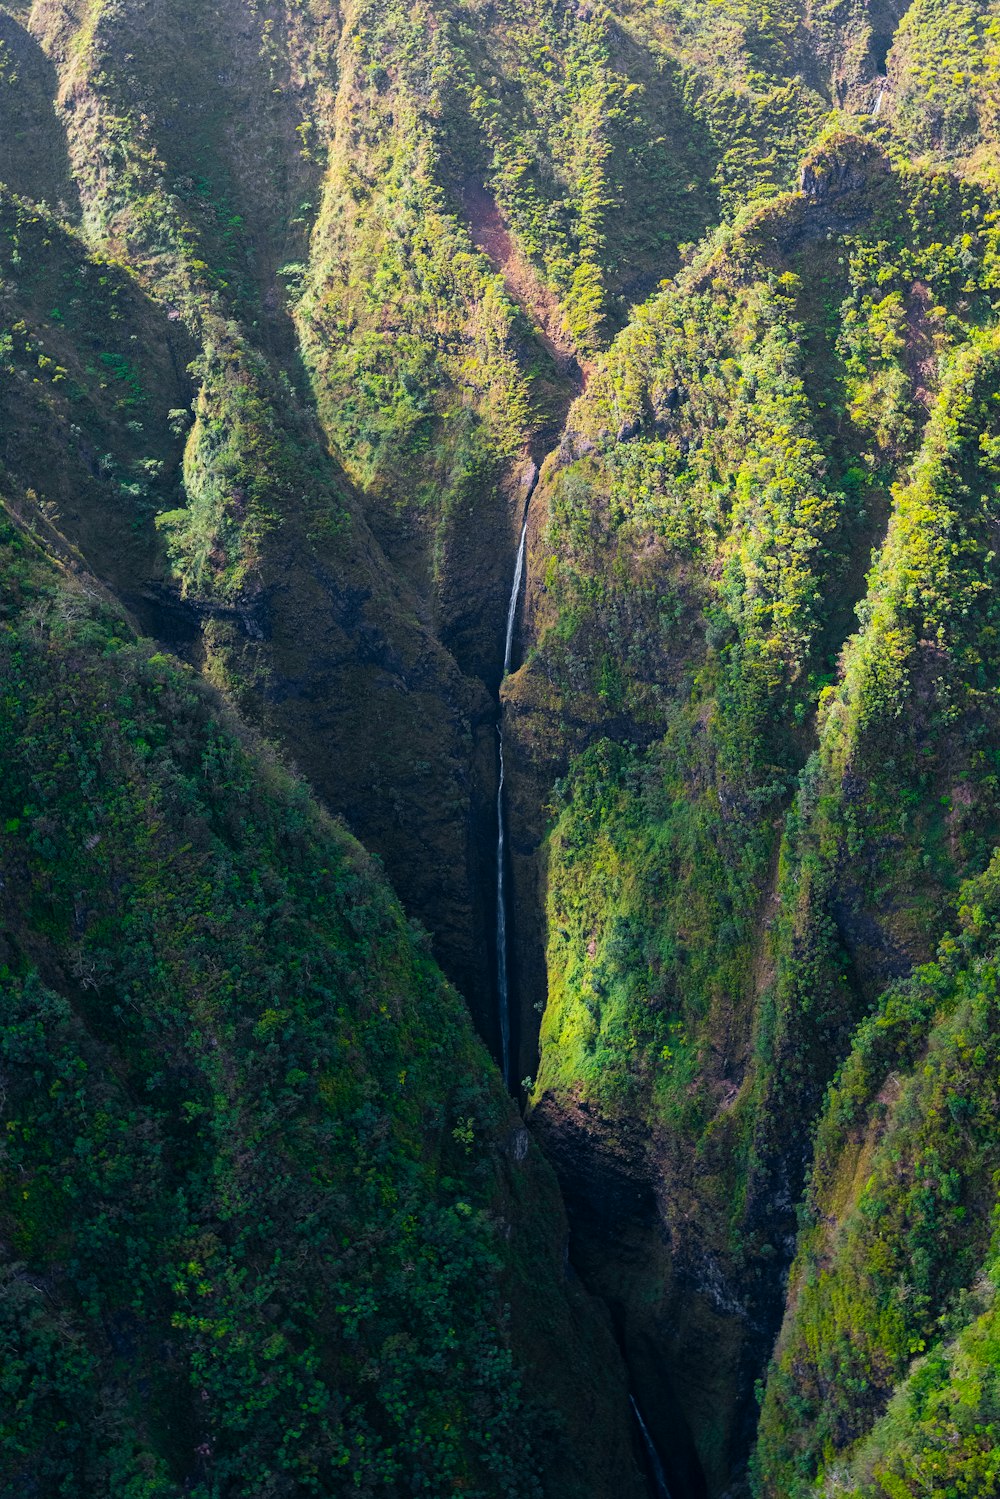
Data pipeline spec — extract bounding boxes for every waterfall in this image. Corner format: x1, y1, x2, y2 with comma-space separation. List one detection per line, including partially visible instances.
496, 488, 532, 1089
630, 1397, 673, 1499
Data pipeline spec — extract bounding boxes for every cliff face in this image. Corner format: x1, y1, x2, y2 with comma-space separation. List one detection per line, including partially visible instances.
0, 0, 857, 1022
0, 507, 649, 1497
1, 0, 506, 1030
5, 1, 1000, 1496
515, 137, 1000, 1492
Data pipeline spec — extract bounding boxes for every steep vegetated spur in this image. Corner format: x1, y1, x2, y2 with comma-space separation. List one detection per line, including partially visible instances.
4, 1, 1000, 1497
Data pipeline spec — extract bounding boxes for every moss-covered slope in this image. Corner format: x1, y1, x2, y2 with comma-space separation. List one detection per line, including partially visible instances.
754, 854, 1000, 1497
7, 2, 1000, 1496
509, 129, 1000, 1491
0, 508, 645, 1498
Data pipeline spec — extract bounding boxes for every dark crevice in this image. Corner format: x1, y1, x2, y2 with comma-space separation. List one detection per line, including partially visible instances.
868, 1, 915, 75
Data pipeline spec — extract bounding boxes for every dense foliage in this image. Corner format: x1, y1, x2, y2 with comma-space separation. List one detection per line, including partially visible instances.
517, 108, 1000, 1499
0, 516, 638, 1497
6, 0, 1000, 1496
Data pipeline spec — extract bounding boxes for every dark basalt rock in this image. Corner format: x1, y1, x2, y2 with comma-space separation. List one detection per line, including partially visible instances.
800, 134, 890, 201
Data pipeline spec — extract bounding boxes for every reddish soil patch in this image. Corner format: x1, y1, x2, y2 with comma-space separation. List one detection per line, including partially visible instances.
461, 179, 592, 389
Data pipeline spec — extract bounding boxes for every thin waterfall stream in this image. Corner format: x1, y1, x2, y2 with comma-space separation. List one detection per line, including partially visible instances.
630, 1396, 674, 1499
496, 472, 536, 1088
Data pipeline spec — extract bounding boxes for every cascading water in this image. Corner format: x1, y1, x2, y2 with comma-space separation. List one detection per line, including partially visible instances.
496, 478, 534, 1089
630, 1397, 674, 1499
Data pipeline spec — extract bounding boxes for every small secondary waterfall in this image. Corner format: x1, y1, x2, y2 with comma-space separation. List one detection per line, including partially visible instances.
630, 1396, 674, 1499
496, 488, 532, 1089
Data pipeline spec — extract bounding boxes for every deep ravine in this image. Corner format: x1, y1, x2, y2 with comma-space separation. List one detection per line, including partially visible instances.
495, 470, 536, 1087
493, 464, 688, 1499
631, 1397, 674, 1499
492, 446, 701, 1499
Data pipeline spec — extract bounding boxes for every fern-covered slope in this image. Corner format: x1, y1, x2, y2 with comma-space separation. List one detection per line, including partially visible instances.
0, 511, 645, 1498
511, 131, 1000, 1491
5, 2, 1000, 1497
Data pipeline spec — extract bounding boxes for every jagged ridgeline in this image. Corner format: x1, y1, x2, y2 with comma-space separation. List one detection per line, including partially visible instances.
5, 0, 1000, 1496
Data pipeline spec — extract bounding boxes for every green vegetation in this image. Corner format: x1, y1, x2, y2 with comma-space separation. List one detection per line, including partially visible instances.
7, 0, 1000, 1494
888, 0, 1000, 167
749, 329, 1000, 1494
0, 513, 637, 1498
754, 857, 1000, 1496
517, 112, 1000, 1493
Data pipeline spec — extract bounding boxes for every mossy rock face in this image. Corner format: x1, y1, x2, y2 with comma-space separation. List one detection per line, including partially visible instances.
0, 512, 646, 1499
514, 131, 1000, 1495
799, 133, 891, 198
0, 9, 79, 216
5, 0, 1000, 1495
754, 856, 1000, 1497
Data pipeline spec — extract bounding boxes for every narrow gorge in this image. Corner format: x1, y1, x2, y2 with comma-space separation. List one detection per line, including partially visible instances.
495, 477, 531, 1088
5, 1, 1000, 1497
